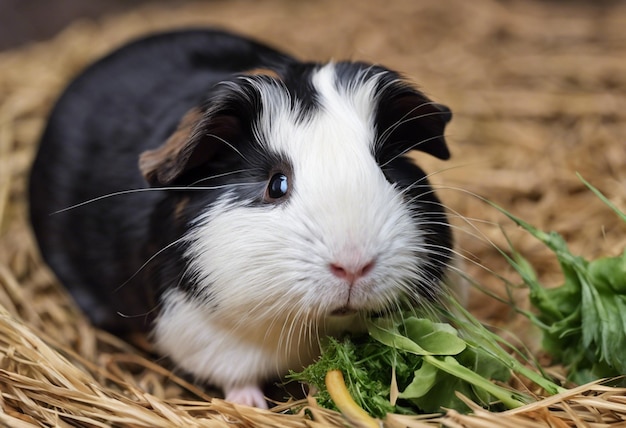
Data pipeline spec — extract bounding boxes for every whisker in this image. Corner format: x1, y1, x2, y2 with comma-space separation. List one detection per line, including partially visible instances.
116, 304, 160, 320
204, 132, 249, 163
114, 264, 193, 324
376, 101, 446, 150
403, 183, 488, 204
404, 186, 503, 233
393, 167, 475, 200
114, 236, 187, 293
188, 169, 254, 185
51, 181, 258, 215
380, 133, 447, 168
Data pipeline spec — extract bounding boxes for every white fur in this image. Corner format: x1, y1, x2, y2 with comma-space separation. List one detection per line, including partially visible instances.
153, 64, 432, 404
225, 385, 268, 409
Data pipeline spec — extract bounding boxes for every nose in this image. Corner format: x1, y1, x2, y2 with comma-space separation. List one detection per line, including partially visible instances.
330, 259, 375, 284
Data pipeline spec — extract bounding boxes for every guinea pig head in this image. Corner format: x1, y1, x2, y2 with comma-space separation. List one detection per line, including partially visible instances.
139, 62, 453, 326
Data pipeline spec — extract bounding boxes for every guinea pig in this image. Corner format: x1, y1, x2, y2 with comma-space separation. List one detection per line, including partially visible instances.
29, 29, 453, 408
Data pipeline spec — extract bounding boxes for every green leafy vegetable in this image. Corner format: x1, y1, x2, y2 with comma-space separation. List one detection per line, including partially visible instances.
289, 314, 550, 417
367, 316, 528, 411
367, 317, 467, 356
492, 177, 626, 385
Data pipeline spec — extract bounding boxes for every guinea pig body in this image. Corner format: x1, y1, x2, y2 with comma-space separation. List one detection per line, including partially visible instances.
29, 29, 453, 408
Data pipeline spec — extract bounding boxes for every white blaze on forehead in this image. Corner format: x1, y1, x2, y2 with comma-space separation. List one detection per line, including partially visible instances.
307, 63, 381, 151
253, 63, 388, 206
255, 63, 381, 158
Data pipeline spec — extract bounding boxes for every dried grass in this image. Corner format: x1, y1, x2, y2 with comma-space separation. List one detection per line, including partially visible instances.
0, 0, 625, 426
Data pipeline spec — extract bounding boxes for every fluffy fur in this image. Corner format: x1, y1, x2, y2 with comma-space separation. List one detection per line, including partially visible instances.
29, 29, 453, 408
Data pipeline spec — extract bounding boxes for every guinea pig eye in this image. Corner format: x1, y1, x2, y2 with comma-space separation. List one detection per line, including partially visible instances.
266, 173, 289, 200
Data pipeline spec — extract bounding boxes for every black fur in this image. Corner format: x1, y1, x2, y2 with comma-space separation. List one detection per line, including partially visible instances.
381, 156, 453, 301
29, 29, 296, 332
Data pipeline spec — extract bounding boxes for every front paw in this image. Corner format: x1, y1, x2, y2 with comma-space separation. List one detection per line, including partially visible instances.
224, 385, 268, 409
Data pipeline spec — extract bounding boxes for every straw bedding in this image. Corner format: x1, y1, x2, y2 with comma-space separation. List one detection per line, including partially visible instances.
0, 0, 625, 426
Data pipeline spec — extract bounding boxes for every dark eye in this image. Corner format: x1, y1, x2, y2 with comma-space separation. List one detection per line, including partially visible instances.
266, 173, 289, 200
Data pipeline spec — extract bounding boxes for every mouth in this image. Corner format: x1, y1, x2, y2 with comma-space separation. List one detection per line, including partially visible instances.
329, 306, 358, 316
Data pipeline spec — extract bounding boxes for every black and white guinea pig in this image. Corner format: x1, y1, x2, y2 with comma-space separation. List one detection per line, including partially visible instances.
29, 29, 453, 408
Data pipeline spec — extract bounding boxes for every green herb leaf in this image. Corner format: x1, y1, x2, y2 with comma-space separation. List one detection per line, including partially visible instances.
493, 177, 626, 383
398, 361, 438, 399
368, 317, 466, 356
289, 312, 541, 417
368, 316, 529, 411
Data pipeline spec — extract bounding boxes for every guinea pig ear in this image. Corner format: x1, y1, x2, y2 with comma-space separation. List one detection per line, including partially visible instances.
377, 90, 452, 161
139, 108, 240, 187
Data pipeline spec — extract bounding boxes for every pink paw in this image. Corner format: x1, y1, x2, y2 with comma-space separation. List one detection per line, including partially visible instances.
224, 385, 268, 409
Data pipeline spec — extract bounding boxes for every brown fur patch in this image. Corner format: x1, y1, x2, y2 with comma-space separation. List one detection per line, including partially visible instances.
139, 107, 204, 186
241, 67, 282, 80
173, 196, 190, 222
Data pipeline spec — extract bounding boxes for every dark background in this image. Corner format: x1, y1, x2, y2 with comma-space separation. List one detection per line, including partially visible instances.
1, 0, 620, 52
0, 0, 158, 51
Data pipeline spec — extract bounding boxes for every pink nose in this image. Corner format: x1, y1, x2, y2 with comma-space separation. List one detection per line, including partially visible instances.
330, 260, 375, 284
